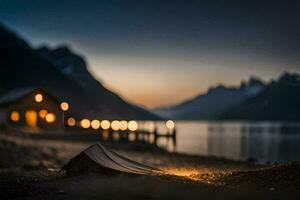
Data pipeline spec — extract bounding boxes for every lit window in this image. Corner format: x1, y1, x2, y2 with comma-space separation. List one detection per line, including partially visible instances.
39, 109, 48, 118
91, 120, 100, 129
80, 119, 90, 129
100, 120, 110, 130
10, 111, 20, 122
25, 110, 38, 127
35, 94, 43, 103
45, 113, 56, 123
60, 102, 69, 111
67, 117, 76, 126
128, 121, 138, 131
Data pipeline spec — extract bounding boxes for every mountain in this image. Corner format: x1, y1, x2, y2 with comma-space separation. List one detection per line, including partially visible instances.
219, 72, 300, 121
0, 24, 159, 120
153, 77, 266, 120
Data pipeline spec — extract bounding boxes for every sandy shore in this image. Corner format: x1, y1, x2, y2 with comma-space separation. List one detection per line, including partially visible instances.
0, 133, 299, 199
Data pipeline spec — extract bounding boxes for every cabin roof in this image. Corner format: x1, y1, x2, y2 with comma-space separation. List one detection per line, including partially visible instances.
63, 143, 162, 175
0, 87, 61, 107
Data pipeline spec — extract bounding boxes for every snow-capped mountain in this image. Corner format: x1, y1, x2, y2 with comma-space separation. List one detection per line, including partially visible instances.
153, 77, 266, 120
220, 72, 300, 121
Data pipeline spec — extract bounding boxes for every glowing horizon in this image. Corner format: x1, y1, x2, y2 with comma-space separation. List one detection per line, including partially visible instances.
88, 56, 299, 108
1, 0, 300, 108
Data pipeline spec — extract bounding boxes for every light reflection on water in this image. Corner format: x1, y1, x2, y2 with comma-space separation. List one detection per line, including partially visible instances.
139, 121, 300, 164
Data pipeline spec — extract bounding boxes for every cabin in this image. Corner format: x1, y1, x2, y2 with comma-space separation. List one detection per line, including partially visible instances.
0, 87, 64, 131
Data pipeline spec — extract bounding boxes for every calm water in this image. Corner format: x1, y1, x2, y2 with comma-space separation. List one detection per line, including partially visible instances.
140, 121, 300, 164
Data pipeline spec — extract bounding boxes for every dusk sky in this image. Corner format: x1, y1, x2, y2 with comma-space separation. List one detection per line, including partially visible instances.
1, 0, 300, 108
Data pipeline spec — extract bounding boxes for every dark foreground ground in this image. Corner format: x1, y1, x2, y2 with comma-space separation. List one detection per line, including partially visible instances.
0, 133, 300, 200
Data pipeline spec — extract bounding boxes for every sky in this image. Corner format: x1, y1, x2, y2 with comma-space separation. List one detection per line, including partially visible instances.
0, 0, 300, 108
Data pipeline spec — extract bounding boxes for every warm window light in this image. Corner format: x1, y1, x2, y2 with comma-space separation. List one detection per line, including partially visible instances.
67, 117, 76, 126
10, 111, 20, 122
120, 120, 128, 131
39, 109, 48, 118
25, 110, 38, 127
35, 94, 43, 102
111, 120, 121, 131
166, 120, 175, 130
128, 120, 138, 131
91, 119, 100, 129
60, 102, 69, 111
80, 119, 90, 129
45, 113, 56, 123
100, 120, 110, 130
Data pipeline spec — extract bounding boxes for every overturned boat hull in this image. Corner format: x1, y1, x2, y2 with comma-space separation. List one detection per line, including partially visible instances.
62, 143, 162, 176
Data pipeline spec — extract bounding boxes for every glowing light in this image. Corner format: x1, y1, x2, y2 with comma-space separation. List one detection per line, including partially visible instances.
80, 119, 90, 129
165, 167, 201, 177
67, 117, 76, 126
10, 111, 20, 122
120, 120, 128, 131
100, 120, 110, 130
128, 132, 135, 141
144, 121, 155, 132
60, 102, 69, 111
112, 132, 120, 140
128, 120, 138, 131
166, 120, 175, 130
39, 109, 48, 118
102, 130, 109, 140
35, 94, 43, 102
91, 119, 100, 129
45, 113, 56, 123
164, 167, 218, 184
111, 120, 121, 131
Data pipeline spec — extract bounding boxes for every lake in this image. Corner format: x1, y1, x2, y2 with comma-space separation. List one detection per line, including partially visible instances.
140, 121, 300, 164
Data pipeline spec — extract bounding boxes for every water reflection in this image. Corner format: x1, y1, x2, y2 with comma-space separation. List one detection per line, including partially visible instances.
153, 121, 300, 164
